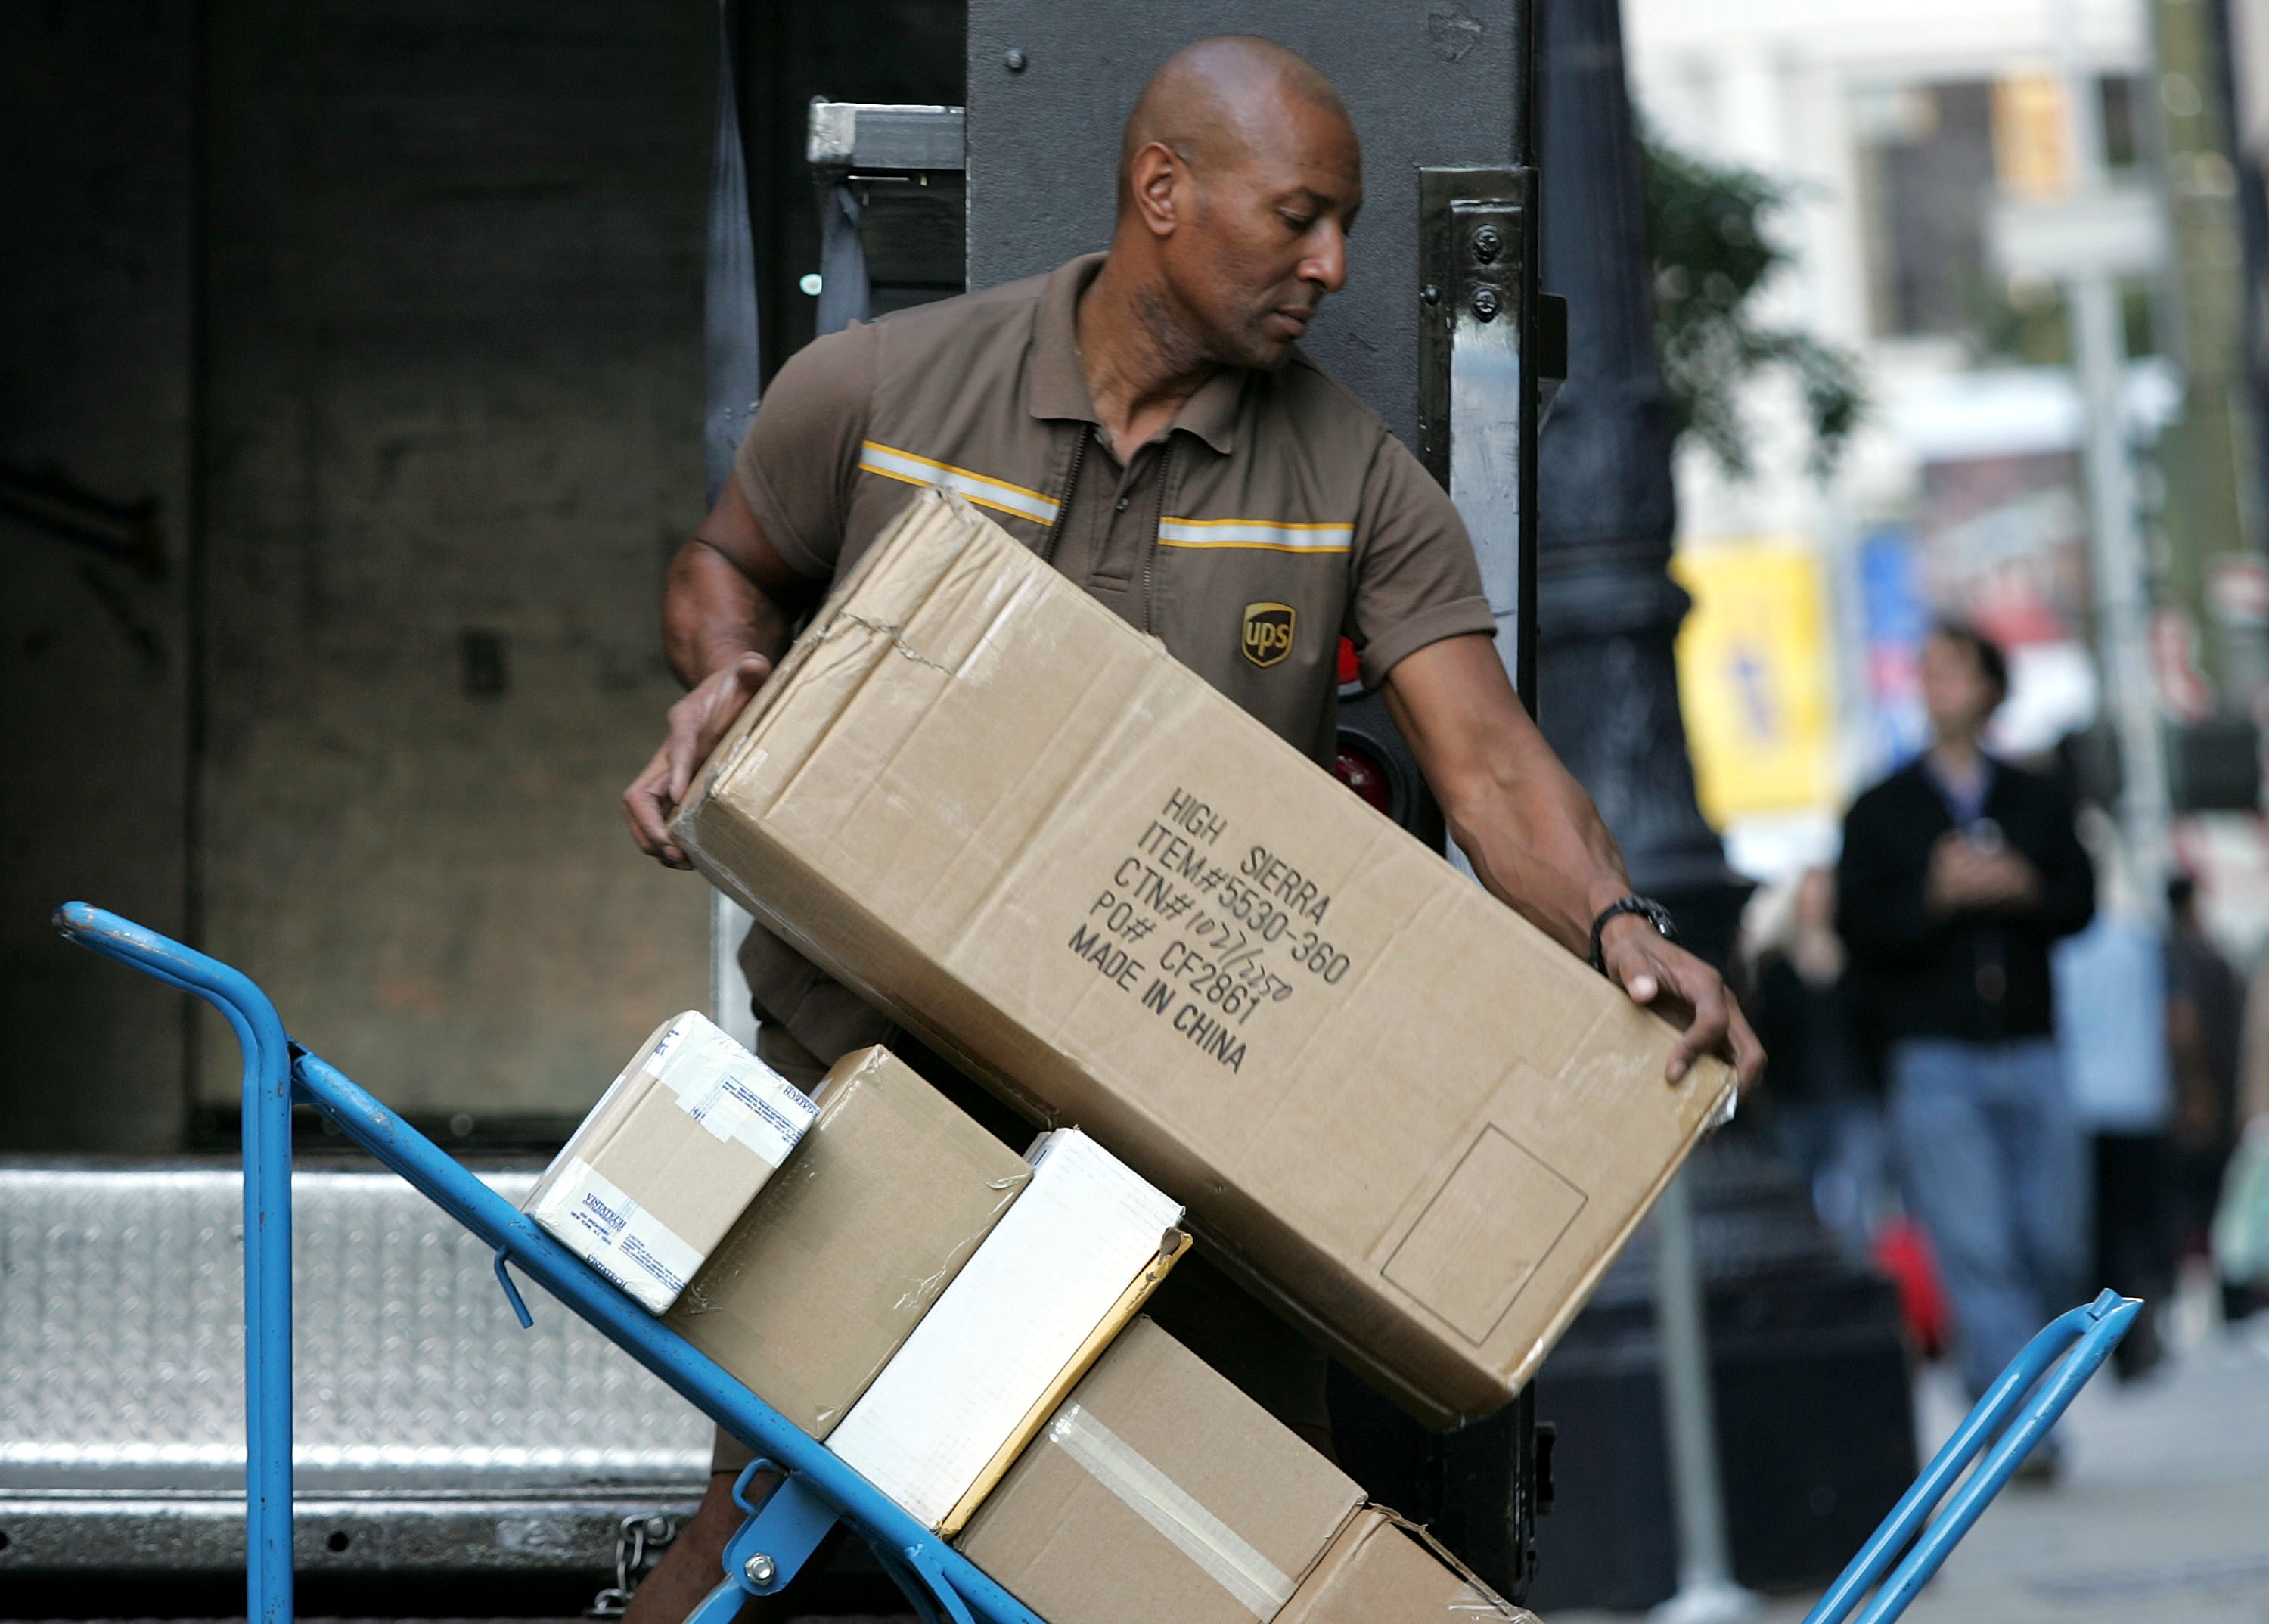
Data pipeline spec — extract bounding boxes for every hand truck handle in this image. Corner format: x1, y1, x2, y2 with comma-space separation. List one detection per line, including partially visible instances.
1804, 1288, 2142, 1624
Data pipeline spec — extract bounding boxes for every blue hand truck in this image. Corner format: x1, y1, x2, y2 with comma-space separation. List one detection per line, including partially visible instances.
55, 902, 2140, 1624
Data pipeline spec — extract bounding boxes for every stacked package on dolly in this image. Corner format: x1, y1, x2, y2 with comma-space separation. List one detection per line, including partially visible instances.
535, 1026, 1188, 1523
523, 1011, 816, 1312
666, 1045, 1032, 1438
827, 1125, 1186, 1532
539, 1023, 1532, 1619
960, 1317, 1535, 1624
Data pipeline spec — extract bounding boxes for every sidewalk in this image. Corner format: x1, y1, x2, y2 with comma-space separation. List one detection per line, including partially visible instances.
1556, 1305, 2269, 1624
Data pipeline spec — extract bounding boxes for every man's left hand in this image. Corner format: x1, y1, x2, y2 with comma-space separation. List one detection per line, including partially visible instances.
1598, 914, 1765, 1091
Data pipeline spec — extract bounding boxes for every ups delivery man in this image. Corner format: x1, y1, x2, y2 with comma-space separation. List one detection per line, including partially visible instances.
622, 35, 1762, 1621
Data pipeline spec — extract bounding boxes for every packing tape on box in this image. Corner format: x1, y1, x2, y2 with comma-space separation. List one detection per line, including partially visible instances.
1044, 1402, 1294, 1619
650, 1017, 817, 1166
531, 1156, 706, 1311
1377, 1508, 1538, 1621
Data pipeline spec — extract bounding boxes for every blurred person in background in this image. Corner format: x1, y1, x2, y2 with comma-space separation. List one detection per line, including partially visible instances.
2053, 809, 2171, 1377
1839, 622, 2095, 1461
2246, 952, 2269, 1140
2168, 872, 2246, 1316
2230, 959, 2269, 1318
1746, 867, 1889, 1257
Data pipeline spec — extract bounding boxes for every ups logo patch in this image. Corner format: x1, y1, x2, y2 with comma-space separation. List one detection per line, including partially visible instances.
1240, 602, 1296, 669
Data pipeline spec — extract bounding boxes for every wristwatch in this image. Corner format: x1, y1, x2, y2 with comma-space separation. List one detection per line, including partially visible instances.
1588, 896, 1678, 973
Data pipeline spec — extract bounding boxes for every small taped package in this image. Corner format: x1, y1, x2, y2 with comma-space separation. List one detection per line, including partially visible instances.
1274, 1508, 1538, 1623
526, 1011, 818, 1313
665, 1045, 1032, 1438
958, 1316, 1365, 1624
828, 1126, 1186, 1532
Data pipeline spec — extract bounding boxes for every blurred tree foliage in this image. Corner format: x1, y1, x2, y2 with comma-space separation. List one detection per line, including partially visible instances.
1643, 136, 1865, 480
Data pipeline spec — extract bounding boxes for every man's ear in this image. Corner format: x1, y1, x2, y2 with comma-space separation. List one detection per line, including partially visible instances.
1131, 141, 1181, 238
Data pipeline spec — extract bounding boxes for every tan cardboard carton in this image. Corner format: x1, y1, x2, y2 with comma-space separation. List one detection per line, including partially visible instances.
1274, 1508, 1536, 1624
828, 1126, 1187, 1533
663, 1045, 1032, 1439
958, 1317, 1365, 1624
674, 486, 1737, 1424
526, 1011, 818, 1313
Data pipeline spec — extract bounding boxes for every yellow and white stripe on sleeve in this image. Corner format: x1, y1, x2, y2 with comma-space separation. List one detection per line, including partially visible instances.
858, 441, 1061, 526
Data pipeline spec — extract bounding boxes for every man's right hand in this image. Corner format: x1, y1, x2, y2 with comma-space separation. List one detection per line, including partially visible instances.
622, 652, 773, 869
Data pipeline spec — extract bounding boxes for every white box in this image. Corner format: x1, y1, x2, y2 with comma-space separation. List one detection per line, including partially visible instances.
827, 1127, 1185, 1530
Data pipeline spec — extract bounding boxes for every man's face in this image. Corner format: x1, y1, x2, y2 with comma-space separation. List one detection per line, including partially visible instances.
1919, 633, 2000, 742
1158, 97, 1363, 371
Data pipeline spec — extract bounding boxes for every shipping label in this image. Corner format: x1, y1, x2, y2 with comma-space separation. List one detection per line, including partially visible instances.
529, 1156, 707, 1314
1063, 786, 1363, 1076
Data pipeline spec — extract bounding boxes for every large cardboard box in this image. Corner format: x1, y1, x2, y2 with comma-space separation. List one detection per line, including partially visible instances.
1274, 1509, 1535, 1623
675, 487, 1737, 1423
526, 1011, 818, 1312
958, 1317, 1364, 1624
663, 1045, 1032, 1438
828, 1127, 1187, 1532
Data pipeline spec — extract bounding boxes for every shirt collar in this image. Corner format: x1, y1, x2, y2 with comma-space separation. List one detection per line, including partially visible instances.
1027, 253, 1243, 455
1921, 750, 1997, 826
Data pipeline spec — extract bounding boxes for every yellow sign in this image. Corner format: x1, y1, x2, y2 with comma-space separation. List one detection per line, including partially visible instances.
1671, 542, 1834, 824
1991, 73, 2072, 201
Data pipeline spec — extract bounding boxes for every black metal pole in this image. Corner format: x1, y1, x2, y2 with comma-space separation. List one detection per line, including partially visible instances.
1530, 16, 1755, 1614
1534, 0, 1749, 966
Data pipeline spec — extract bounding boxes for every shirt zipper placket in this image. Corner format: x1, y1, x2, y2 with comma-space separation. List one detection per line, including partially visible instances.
1041, 424, 1089, 566
1141, 438, 1175, 635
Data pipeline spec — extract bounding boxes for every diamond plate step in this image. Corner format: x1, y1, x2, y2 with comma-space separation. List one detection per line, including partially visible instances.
1, 1164, 711, 1576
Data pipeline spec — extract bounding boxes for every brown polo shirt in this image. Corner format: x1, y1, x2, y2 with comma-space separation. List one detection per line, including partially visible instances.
729, 252, 1493, 1078
737, 253, 1493, 765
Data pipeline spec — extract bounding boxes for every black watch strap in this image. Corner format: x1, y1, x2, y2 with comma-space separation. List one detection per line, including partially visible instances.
1588, 896, 1677, 973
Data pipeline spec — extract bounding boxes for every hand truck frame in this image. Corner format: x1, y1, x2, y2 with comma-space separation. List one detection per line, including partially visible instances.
54, 901, 2139, 1624
56, 902, 1042, 1624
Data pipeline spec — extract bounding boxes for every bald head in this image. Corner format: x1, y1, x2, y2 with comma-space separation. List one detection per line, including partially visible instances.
1094, 36, 1361, 374
1117, 36, 1355, 216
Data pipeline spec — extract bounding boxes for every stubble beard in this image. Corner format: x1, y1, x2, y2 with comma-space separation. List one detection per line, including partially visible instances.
1131, 280, 1216, 379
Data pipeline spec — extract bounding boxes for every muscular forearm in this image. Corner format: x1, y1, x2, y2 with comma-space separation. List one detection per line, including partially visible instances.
1437, 761, 1632, 957
1380, 635, 1762, 1087
663, 539, 798, 689
1380, 637, 1631, 957
627, 475, 822, 868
